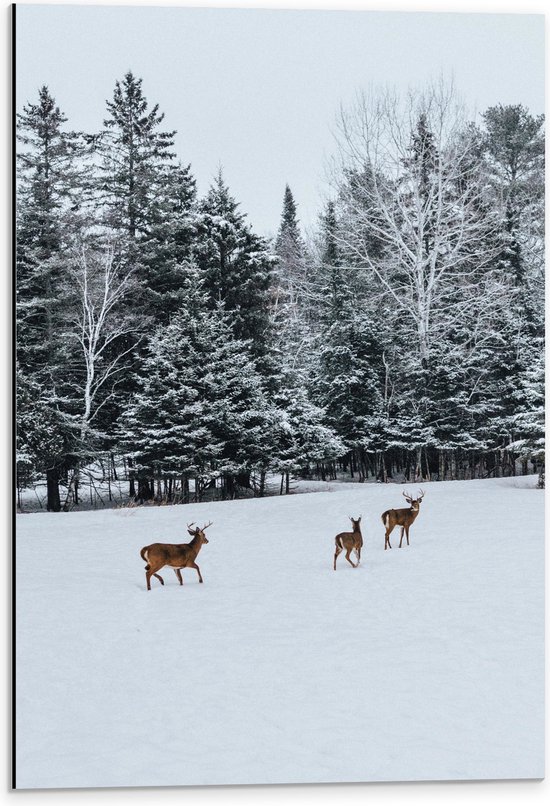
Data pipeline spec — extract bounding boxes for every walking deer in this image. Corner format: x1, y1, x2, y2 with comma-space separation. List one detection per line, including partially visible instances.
333, 517, 363, 570
140, 522, 212, 591
381, 491, 424, 550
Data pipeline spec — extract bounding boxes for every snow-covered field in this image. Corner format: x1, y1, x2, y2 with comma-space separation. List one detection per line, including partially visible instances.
15, 477, 544, 789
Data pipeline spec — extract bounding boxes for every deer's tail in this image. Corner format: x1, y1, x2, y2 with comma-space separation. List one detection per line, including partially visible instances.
381, 511, 389, 527
140, 546, 150, 568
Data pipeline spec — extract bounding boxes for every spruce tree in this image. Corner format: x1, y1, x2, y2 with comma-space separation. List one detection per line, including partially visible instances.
195, 170, 274, 359
482, 104, 545, 326
16, 85, 81, 377
118, 269, 274, 501
16, 86, 84, 509
273, 184, 309, 317
16, 365, 69, 511
272, 365, 344, 490
97, 71, 176, 243
142, 162, 198, 322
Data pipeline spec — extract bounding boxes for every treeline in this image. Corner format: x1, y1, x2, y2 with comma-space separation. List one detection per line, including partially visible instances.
15, 74, 545, 511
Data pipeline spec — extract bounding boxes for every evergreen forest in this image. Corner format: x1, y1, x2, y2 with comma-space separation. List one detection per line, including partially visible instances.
16, 74, 545, 511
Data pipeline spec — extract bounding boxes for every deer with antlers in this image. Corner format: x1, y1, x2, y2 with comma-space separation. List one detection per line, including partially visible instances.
140, 522, 212, 591
381, 491, 424, 550
333, 516, 363, 570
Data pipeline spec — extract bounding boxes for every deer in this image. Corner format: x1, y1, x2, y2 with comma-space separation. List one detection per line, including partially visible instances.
333, 517, 363, 570
140, 522, 212, 591
381, 491, 424, 550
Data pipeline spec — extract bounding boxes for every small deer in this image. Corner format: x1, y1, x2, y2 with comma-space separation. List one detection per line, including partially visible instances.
140, 521, 212, 591
381, 491, 424, 550
333, 517, 363, 570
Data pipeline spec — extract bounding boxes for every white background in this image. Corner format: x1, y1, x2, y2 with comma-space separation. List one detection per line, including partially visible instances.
2, 1, 548, 804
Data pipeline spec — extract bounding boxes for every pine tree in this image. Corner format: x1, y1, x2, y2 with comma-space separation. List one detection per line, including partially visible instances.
272, 365, 345, 491
312, 313, 385, 480
118, 269, 274, 501
195, 170, 274, 359
16, 85, 82, 377
16, 365, 69, 511
273, 185, 309, 319
275, 185, 302, 255
507, 345, 545, 480
142, 162, 198, 322
97, 71, 176, 244
16, 86, 85, 509
482, 104, 545, 325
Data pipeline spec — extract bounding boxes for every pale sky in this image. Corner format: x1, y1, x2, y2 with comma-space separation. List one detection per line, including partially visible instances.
15, 2, 545, 236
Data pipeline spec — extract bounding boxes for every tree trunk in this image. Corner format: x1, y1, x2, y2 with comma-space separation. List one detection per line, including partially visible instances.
258, 470, 266, 498
110, 452, 118, 481
62, 469, 79, 512
137, 476, 153, 502
128, 456, 136, 498
46, 466, 61, 512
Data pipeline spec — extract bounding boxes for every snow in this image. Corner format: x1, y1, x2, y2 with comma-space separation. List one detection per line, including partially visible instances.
15, 476, 544, 789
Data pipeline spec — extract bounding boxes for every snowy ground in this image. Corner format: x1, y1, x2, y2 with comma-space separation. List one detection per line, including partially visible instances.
15, 476, 544, 789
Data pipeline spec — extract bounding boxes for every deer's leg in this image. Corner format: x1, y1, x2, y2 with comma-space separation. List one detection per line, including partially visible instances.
174, 568, 183, 585
355, 547, 361, 565
146, 569, 164, 590
345, 548, 356, 568
399, 526, 405, 548
405, 526, 410, 546
385, 529, 392, 550
334, 544, 342, 570
192, 562, 204, 583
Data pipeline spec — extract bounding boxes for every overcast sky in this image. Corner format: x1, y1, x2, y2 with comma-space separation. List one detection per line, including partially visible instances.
15, 3, 545, 237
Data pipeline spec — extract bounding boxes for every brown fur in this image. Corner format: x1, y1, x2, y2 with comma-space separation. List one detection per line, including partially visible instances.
382, 491, 424, 550
141, 522, 212, 591
333, 517, 363, 570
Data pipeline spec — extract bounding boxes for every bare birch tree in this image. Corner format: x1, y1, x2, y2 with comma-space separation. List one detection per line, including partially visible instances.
332, 80, 501, 365
60, 243, 141, 506
68, 245, 140, 441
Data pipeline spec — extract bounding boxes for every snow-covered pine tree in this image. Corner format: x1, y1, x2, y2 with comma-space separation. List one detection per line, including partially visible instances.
476, 105, 545, 474
141, 162, 198, 322
16, 364, 69, 512
272, 185, 313, 336
507, 345, 545, 483
118, 267, 275, 502
16, 86, 85, 509
271, 364, 345, 492
82, 73, 184, 474
482, 104, 544, 296
311, 313, 386, 481
16, 85, 82, 377
95, 71, 176, 246
194, 170, 275, 362
312, 200, 349, 325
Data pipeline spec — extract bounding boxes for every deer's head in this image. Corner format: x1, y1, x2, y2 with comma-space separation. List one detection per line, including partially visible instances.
403, 491, 424, 511
187, 521, 213, 543
350, 516, 362, 530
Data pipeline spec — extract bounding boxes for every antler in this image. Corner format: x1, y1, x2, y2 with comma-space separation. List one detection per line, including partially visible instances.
201, 521, 213, 531
418, 489, 425, 500
186, 522, 196, 530
402, 491, 412, 500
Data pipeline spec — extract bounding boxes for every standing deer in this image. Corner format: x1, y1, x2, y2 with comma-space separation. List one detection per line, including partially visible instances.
381, 491, 424, 550
140, 522, 212, 591
333, 517, 363, 570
